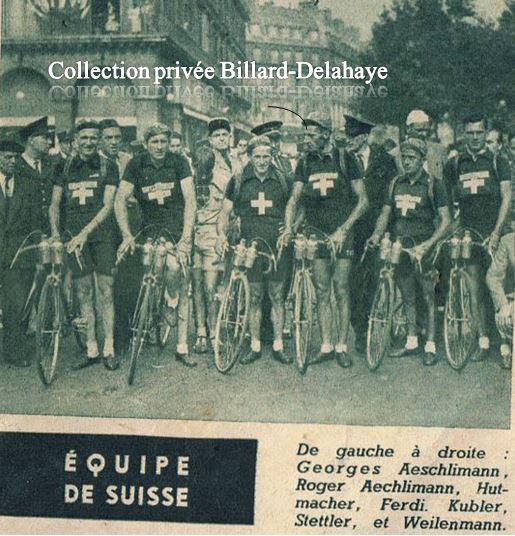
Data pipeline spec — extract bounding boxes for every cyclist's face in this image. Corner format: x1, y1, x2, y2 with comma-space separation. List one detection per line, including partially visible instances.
485, 131, 501, 154
169, 138, 182, 154
464, 121, 486, 152
304, 126, 327, 152
101, 127, 122, 156
76, 129, 100, 158
146, 134, 169, 160
0, 151, 18, 175
210, 129, 230, 151
401, 150, 423, 175
250, 145, 272, 175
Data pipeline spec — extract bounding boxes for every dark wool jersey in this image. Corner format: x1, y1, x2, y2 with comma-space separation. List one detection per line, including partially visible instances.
294, 148, 362, 234
386, 170, 448, 241
54, 153, 118, 239
444, 148, 511, 236
226, 164, 290, 245
123, 151, 192, 237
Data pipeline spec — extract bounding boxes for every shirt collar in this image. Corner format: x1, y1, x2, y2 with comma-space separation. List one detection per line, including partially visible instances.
22, 152, 39, 170
464, 145, 488, 161
401, 167, 426, 185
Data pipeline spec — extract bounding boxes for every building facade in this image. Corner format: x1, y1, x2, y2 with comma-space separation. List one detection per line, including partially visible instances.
246, 0, 361, 154
0, 0, 252, 147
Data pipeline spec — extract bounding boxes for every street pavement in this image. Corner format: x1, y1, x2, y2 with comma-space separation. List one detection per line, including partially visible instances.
0, 331, 511, 429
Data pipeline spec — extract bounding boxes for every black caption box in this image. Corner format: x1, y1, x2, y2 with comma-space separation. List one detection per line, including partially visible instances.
0, 432, 257, 525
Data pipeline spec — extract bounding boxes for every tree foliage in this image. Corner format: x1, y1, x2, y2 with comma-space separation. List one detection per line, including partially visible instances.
360, 0, 514, 126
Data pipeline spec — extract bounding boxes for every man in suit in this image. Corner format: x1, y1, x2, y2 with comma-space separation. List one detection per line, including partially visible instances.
3, 117, 53, 367
346, 115, 398, 354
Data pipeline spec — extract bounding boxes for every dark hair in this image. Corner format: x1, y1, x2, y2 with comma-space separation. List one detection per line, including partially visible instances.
170, 131, 182, 141
462, 112, 486, 127
99, 118, 120, 130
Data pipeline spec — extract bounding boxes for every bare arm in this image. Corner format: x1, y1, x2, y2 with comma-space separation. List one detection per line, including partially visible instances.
426, 205, 451, 249
486, 236, 510, 311
493, 181, 511, 237
217, 198, 234, 239
371, 205, 392, 242
340, 179, 369, 233
80, 184, 116, 238
284, 181, 303, 233
49, 185, 63, 238
114, 180, 135, 241
179, 176, 196, 246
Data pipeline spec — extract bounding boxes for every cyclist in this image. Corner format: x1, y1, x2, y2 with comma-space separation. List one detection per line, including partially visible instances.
369, 138, 451, 365
444, 113, 512, 361
216, 135, 291, 365
251, 121, 293, 184
282, 112, 368, 368
192, 118, 239, 354
50, 121, 119, 370
114, 123, 197, 367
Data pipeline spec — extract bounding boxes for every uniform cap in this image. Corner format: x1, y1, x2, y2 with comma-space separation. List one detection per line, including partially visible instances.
400, 137, 427, 158
251, 121, 283, 139
247, 135, 272, 155
344, 115, 375, 137
57, 130, 73, 142
98, 118, 120, 130
406, 109, 430, 126
75, 120, 100, 132
19, 116, 50, 142
305, 111, 332, 131
208, 117, 231, 135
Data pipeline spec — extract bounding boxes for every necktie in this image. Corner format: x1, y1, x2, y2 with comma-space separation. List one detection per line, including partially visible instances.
35, 160, 41, 174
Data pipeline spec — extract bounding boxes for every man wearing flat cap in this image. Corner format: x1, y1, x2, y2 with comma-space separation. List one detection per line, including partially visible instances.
282, 111, 369, 369
191, 118, 238, 354
50, 120, 120, 370
344, 115, 398, 353
370, 138, 451, 365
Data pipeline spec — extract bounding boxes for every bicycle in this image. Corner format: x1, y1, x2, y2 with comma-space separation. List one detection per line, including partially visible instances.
117, 229, 186, 385
432, 228, 491, 370
282, 231, 336, 374
363, 234, 421, 371
213, 238, 276, 374
11, 233, 86, 385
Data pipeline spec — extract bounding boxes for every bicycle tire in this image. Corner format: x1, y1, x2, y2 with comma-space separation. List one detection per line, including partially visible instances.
128, 283, 153, 385
444, 269, 475, 370
366, 275, 394, 371
214, 272, 250, 374
60, 288, 87, 352
155, 284, 174, 349
36, 279, 61, 386
391, 285, 408, 347
293, 270, 314, 374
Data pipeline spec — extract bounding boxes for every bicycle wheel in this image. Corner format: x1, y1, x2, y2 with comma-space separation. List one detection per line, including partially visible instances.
214, 272, 250, 373
155, 285, 173, 349
366, 275, 394, 371
293, 271, 314, 374
36, 279, 61, 386
391, 286, 408, 347
128, 283, 153, 385
444, 269, 475, 370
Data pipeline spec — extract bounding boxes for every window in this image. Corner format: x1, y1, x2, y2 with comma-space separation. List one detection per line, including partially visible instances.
250, 23, 260, 35
201, 11, 210, 52
309, 31, 318, 41
271, 49, 279, 63
254, 48, 262, 62
269, 26, 277, 37
295, 51, 303, 62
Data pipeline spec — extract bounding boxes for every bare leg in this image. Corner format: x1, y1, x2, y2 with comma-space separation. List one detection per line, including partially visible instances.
248, 282, 265, 348
268, 279, 285, 344
96, 273, 115, 355
75, 275, 97, 356
312, 259, 333, 348
332, 258, 352, 349
191, 267, 207, 336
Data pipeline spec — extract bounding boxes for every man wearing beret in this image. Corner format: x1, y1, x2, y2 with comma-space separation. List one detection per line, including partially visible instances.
0, 138, 28, 366
50, 120, 119, 370
115, 123, 197, 367
217, 135, 292, 364
370, 138, 451, 365
282, 112, 369, 369
191, 118, 238, 354
444, 113, 512, 361
344, 115, 398, 354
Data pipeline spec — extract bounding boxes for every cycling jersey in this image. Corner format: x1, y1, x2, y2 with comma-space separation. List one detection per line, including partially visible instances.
294, 147, 362, 234
386, 170, 448, 242
123, 150, 191, 240
445, 148, 511, 237
54, 153, 118, 239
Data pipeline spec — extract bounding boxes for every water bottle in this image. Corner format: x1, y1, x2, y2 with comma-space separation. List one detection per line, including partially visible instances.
39, 236, 51, 265
244, 241, 258, 269
380, 232, 392, 261
390, 239, 403, 265
142, 238, 154, 266
461, 230, 472, 260
294, 234, 306, 260
154, 238, 168, 272
450, 236, 460, 260
306, 235, 318, 261
51, 239, 65, 265
234, 239, 247, 267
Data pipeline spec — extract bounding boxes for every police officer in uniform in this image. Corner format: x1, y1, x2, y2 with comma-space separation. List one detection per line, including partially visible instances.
444, 113, 512, 361
50, 121, 119, 370
370, 138, 451, 365
217, 135, 292, 365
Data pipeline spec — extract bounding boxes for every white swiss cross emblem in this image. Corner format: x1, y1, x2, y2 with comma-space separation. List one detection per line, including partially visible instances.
142, 182, 174, 205
460, 171, 488, 194
395, 194, 422, 216
251, 192, 273, 215
69, 181, 97, 205
309, 172, 337, 197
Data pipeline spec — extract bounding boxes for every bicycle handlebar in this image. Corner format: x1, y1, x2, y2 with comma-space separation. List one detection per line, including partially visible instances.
10, 237, 84, 272
361, 238, 423, 273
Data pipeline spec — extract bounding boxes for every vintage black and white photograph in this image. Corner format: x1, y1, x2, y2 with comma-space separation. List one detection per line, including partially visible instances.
0, 0, 513, 429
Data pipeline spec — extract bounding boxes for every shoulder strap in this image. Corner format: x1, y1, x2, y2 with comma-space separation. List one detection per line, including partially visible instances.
388, 174, 402, 200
